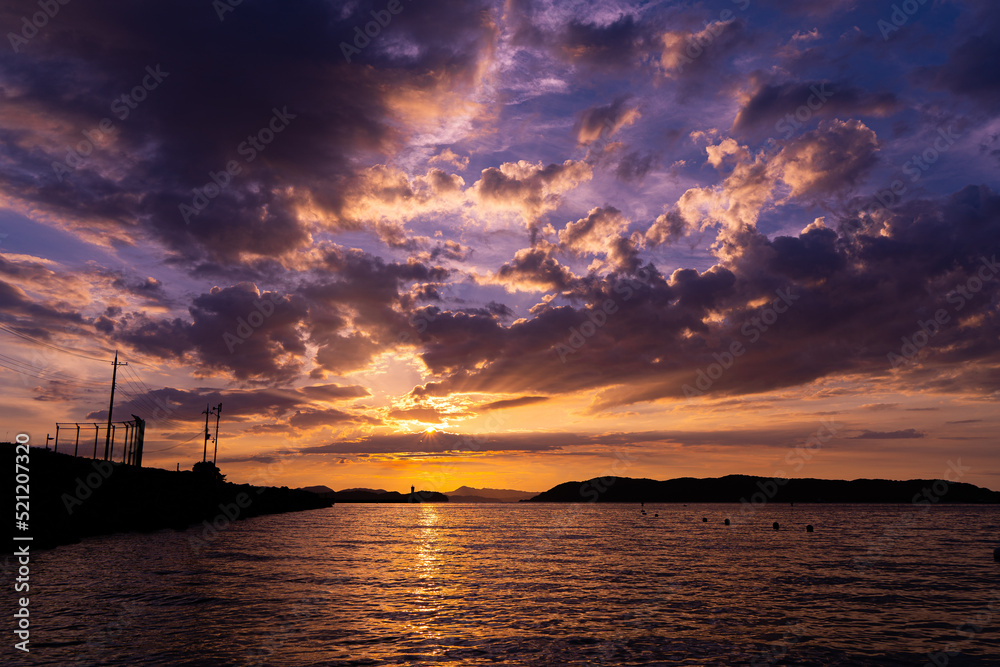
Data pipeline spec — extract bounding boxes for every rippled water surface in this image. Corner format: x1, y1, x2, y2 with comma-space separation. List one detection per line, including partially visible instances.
16, 504, 1000, 665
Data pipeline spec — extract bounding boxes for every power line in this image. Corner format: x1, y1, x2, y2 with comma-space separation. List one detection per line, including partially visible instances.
0, 324, 111, 362
0, 327, 206, 454
119, 364, 186, 430
0, 353, 107, 387
143, 431, 202, 453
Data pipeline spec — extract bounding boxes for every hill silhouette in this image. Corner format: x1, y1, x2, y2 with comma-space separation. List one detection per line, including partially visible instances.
326, 488, 448, 503
444, 486, 537, 503
4, 444, 332, 551
525, 474, 1000, 503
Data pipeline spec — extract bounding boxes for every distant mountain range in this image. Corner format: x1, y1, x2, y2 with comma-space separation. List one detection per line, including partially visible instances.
299, 485, 537, 503
525, 475, 1000, 503
299, 485, 446, 503
443, 486, 537, 503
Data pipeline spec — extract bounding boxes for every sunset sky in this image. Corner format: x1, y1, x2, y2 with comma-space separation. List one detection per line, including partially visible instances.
1, 0, 997, 493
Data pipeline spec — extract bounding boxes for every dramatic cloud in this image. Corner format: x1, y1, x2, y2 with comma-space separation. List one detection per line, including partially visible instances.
1, 0, 997, 489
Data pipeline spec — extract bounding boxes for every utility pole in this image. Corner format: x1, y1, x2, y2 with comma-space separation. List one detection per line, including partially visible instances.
104, 350, 127, 460
202, 403, 212, 463
212, 402, 222, 465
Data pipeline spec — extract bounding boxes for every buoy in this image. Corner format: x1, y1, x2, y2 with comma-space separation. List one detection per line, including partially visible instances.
654, 513, 658, 517
994, 547, 1000, 562
806, 525, 814, 533
724, 518, 730, 526
702, 517, 708, 522
772, 522, 780, 531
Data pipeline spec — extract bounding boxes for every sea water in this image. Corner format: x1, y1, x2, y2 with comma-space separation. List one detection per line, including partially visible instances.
10, 503, 1000, 665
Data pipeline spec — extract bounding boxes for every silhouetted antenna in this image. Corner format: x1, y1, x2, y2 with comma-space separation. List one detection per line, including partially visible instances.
202, 403, 212, 463
104, 350, 127, 460
212, 403, 223, 465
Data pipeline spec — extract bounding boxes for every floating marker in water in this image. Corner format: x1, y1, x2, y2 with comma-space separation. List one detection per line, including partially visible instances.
773, 522, 780, 531
994, 547, 1000, 562
806, 525, 814, 533
702, 517, 708, 522
654, 513, 658, 517
724, 518, 730, 526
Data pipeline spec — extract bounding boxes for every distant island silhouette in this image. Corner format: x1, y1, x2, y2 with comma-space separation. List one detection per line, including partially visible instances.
525, 475, 1000, 503
301, 485, 448, 503
444, 486, 538, 503
299, 485, 536, 503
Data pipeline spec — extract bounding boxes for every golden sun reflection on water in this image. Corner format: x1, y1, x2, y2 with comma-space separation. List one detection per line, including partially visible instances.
27, 504, 1000, 666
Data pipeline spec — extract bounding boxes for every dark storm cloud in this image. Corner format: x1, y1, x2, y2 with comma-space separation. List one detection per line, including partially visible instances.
659, 17, 749, 85
494, 246, 577, 292
299, 384, 371, 401
406, 185, 1000, 409
99, 268, 172, 306
923, 32, 1000, 106
614, 150, 656, 182
300, 430, 571, 455
851, 429, 926, 440
106, 248, 450, 382
3, 0, 998, 432
84, 385, 376, 427
289, 408, 372, 430
85, 386, 297, 423
508, 3, 653, 70
304, 247, 450, 375
0, 279, 87, 329
297, 424, 860, 456
115, 283, 308, 383
731, 80, 898, 135
0, 0, 496, 263
473, 395, 549, 412
560, 15, 647, 67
